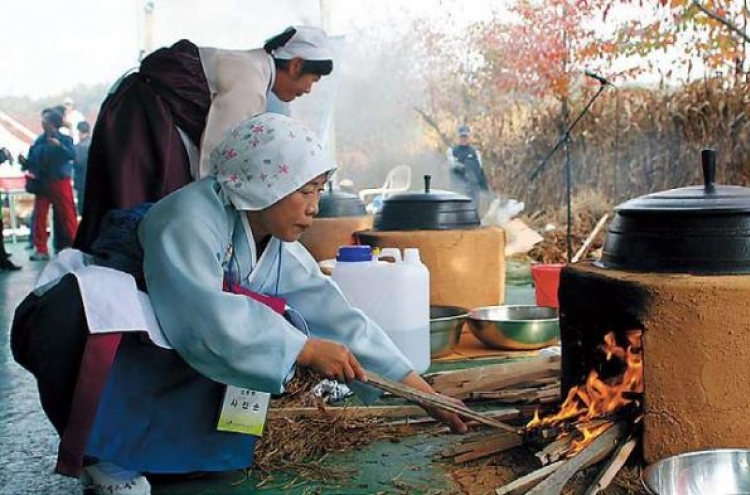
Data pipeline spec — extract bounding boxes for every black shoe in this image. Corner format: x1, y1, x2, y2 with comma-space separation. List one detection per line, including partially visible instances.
0, 259, 21, 271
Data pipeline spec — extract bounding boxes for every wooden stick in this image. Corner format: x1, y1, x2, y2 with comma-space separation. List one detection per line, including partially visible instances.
495, 461, 565, 495
582, 436, 638, 495
571, 213, 609, 263
524, 422, 627, 495
269, 404, 427, 420
362, 371, 522, 434
387, 407, 521, 426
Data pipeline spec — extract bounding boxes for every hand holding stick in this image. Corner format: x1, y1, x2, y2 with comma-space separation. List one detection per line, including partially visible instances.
361, 370, 522, 435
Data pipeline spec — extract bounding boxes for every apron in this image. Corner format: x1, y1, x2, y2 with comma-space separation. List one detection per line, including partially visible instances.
82, 279, 287, 474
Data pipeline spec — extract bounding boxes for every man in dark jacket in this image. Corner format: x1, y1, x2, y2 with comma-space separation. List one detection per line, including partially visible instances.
447, 125, 489, 208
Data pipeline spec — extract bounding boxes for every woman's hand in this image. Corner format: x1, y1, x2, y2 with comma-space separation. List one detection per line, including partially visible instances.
401, 371, 469, 434
296, 338, 366, 383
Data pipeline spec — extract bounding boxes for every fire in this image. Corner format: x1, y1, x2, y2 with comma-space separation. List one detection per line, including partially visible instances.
527, 330, 643, 455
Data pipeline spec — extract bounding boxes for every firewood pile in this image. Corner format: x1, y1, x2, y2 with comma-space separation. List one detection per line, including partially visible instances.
252, 342, 648, 494
434, 332, 646, 495
527, 191, 613, 264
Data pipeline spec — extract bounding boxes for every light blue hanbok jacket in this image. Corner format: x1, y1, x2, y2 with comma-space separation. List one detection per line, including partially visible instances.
85, 178, 413, 473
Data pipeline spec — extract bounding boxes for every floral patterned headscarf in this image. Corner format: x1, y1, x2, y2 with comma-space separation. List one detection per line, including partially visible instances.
211, 113, 336, 211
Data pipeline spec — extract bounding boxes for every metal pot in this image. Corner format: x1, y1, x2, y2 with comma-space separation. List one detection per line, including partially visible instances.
466, 305, 559, 350
373, 175, 480, 231
642, 449, 750, 495
599, 149, 750, 274
430, 305, 468, 358
317, 182, 367, 218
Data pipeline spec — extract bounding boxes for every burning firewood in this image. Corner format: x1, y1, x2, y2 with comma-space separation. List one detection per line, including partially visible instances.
521, 422, 628, 495
535, 435, 574, 466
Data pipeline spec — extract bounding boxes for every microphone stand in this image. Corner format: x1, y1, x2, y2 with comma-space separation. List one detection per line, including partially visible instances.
529, 83, 610, 262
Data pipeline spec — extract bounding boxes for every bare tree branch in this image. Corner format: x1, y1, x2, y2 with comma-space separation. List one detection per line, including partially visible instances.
413, 106, 453, 149
691, 0, 750, 45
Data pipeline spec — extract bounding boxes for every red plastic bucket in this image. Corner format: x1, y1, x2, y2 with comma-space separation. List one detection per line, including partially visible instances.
531, 263, 565, 308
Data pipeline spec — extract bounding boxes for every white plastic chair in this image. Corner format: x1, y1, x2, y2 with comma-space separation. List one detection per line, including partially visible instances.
358, 165, 412, 207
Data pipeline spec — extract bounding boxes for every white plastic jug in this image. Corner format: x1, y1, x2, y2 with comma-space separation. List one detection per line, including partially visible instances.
331, 245, 431, 374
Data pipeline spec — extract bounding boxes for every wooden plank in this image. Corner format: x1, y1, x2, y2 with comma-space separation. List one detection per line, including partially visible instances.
470, 383, 560, 402
535, 435, 574, 466
451, 433, 524, 463
429, 356, 561, 400
583, 436, 638, 495
363, 371, 522, 434
495, 461, 565, 495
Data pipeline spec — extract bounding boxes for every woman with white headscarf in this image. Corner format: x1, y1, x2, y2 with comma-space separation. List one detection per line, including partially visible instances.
75, 26, 334, 253
12, 113, 466, 495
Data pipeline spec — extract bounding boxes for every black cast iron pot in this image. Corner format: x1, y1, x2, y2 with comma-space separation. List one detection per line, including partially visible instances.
317, 182, 367, 218
373, 175, 480, 231
598, 148, 750, 274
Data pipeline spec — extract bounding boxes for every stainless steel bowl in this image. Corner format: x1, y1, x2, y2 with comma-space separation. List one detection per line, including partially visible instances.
466, 305, 559, 350
430, 305, 468, 358
643, 449, 750, 495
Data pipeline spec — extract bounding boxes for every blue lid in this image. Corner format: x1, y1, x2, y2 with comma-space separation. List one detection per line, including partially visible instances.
336, 245, 372, 262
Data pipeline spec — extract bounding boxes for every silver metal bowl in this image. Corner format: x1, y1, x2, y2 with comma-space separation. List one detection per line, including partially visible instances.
430, 305, 468, 358
643, 449, 750, 495
466, 305, 559, 350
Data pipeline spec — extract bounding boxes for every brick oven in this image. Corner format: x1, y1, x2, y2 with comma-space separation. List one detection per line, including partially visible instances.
557, 149, 750, 464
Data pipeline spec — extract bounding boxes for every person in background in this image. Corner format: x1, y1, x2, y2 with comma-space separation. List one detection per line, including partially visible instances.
75, 25, 334, 252
73, 121, 91, 215
446, 125, 489, 209
0, 147, 21, 271
62, 97, 85, 144
20, 109, 78, 260
11, 113, 466, 495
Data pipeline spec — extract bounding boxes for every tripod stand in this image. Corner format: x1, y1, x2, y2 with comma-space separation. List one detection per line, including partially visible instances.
529, 82, 610, 261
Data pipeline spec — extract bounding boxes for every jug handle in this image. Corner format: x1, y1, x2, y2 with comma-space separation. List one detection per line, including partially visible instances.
378, 248, 402, 263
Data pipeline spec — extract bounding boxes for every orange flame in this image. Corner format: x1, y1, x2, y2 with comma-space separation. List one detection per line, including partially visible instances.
527, 330, 643, 454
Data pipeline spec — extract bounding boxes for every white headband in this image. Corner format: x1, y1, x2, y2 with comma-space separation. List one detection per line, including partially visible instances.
273, 26, 332, 61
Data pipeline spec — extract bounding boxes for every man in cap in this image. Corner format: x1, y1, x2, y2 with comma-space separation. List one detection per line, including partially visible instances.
75, 25, 334, 252
447, 125, 489, 208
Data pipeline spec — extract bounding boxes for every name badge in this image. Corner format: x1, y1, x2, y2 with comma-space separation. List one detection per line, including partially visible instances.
216, 386, 270, 436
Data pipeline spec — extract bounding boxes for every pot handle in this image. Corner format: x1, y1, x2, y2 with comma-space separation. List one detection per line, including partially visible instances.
701, 148, 716, 193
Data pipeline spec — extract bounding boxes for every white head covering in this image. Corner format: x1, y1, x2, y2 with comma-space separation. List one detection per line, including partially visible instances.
212, 113, 335, 211
273, 26, 332, 61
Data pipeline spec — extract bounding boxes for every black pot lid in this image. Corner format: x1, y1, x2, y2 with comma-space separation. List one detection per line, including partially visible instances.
599, 149, 750, 274
616, 149, 750, 215
373, 175, 480, 230
381, 175, 473, 204
317, 182, 367, 218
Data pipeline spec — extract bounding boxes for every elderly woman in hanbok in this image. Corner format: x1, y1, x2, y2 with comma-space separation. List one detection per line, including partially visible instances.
75, 25, 334, 252
12, 113, 466, 495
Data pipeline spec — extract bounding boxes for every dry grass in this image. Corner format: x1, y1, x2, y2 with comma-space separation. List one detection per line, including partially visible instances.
477, 79, 750, 214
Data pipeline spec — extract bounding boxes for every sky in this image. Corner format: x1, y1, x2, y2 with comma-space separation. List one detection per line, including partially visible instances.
0, 0, 502, 98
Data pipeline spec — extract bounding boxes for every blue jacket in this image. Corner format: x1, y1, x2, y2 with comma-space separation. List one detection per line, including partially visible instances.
26, 133, 75, 182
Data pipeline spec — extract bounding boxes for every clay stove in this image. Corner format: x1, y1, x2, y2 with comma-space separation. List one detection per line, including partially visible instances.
558, 149, 750, 464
